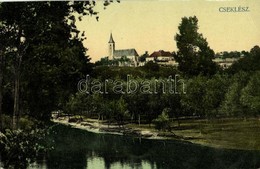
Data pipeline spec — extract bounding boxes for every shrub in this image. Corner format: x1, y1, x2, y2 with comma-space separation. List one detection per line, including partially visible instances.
2, 114, 12, 129
153, 108, 171, 131
18, 117, 36, 131
0, 129, 47, 169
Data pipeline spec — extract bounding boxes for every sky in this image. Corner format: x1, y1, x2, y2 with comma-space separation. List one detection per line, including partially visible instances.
75, 0, 260, 62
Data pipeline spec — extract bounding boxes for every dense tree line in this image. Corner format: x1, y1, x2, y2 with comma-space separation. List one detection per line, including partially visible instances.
0, 1, 117, 168
215, 51, 250, 59
0, 1, 100, 129
66, 65, 260, 128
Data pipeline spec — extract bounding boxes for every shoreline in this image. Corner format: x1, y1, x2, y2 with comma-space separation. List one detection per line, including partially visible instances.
51, 117, 187, 140
51, 117, 260, 151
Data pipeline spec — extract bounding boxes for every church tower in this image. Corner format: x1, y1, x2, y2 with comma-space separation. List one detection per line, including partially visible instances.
108, 33, 115, 60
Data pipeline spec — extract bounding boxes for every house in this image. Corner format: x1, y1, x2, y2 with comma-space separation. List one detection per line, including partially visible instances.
146, 50, 178, 66
213, 52, 243, 69
108, 33, 139, 67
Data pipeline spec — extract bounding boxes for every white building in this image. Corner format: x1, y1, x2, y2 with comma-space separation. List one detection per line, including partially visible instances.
108, 33, 139, 67
146, 50, 178, 66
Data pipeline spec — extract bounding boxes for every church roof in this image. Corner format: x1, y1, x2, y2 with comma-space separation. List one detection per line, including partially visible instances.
108, 33, 115, 43
149, 50, 172, 58
114, 49, 139, 57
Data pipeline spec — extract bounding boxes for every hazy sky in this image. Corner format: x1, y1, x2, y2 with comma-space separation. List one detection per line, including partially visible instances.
76, 0, 260, 62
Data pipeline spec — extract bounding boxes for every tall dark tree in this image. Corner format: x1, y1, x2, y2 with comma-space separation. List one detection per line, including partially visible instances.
173, 16, 218, 76
0, 10, 27, 129
0, 1, 111, 123
0, 26, 5, 130
0, 24, 6, 130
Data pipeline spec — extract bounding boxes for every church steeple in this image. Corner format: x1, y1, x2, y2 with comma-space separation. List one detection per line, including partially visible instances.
108, 33, 115, 43
108, 33, 115, 60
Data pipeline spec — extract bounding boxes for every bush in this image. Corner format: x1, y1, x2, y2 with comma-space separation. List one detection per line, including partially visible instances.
143, 61, 160, 72
0, 129, 47, 169
1, 115, 37, 131
153, 109, 171, 131
18, 117, 36, 131
2, 114, 12, 129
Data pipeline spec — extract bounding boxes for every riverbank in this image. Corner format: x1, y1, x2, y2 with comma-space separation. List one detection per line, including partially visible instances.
52, 117, 183, 140
52, 117, 260, 151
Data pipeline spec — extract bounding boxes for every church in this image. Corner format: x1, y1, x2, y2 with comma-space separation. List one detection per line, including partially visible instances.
108, 33, 139, 67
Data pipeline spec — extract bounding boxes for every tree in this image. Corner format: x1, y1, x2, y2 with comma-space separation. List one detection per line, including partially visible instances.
173, 16, 218, 76
162, 92, 182, 127
181, 75, 207, 117
203, 74, 230, 118
143, 61, 159, 72
0, 38, 3, 131
114, 97, 129, 126
240, 71, 260, 116
124, 79, 149, 126
0, 4, 29, 129
139, 51, 149, 62
95, 57, 111, 66
153, 108, 171, 131
0, 23, 11, 130
228, 46, 260, 74
147, 93, 161, 125
220, 71, 250, 117
0, 2, 102, 123
0, 129, 47, 169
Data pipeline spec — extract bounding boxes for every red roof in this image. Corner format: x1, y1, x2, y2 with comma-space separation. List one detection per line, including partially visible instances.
149, 50, 172, 58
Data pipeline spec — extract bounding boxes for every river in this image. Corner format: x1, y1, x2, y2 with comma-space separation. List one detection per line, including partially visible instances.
28, 124, 260, 169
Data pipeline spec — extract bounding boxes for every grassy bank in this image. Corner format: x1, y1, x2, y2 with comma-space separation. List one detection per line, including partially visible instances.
53, 115, 260, 151
127, 118, 260, 150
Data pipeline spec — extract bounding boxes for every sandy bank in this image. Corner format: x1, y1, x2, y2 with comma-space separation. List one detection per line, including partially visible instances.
51, 117, 183, 140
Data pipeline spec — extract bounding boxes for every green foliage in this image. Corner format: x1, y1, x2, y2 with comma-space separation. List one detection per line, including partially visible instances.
240, 71, 260, 115
66, 63, 260, 127
1, 115, 38, 131
18, 117, 36, 131
181, 75, 207, 117
123, 83, 149, 124
65, 92, 92, 117
95, 56, 131, 67
112, 97, 129, 124
0, 129, 47, 169
153, 109, 171, 131
92, 66, 179, 81
1, 114, 12, 129
228, 46, 260, 74
138, 51, 149, 62
220, 71, 250, 117
142, 61, 160, 72
95, 57, 112, 66
216, 51, 249, 59
0, 2, 95, 121
161, 91, 182, 122
173, 16, 218, 76
203, 74, 230, 117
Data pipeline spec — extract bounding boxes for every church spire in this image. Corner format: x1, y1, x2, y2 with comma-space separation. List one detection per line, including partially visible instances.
108, 33, 115, 60
108, 33, 115, 43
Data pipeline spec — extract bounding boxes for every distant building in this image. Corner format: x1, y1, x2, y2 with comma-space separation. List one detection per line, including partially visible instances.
146, 50, 178, 66
213, 52, 243, 69
108, 33, 139, 67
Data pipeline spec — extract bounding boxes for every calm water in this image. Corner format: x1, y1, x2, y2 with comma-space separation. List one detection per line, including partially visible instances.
29, 125, 260, 169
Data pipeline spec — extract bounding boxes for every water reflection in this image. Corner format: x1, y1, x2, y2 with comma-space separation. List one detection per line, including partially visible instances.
30, 125, 260, 169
